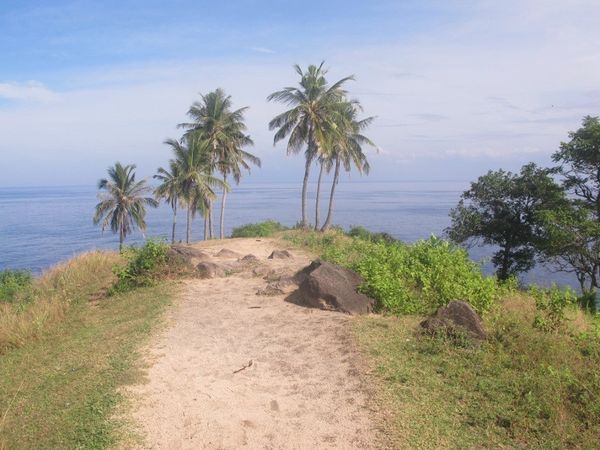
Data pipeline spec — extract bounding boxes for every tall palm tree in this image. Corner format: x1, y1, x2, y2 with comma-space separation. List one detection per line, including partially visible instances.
163, 137, 226, 243
321, 105, 376, 232
179, 89, 260, 239
267, 62, 354, 229
93, 162, 158, 250
154, 160, 181, 244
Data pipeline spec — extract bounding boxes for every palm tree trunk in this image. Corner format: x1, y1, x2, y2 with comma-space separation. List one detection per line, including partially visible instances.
119, 227, 125, 252
203, 211, 208, 240
301, 155, 313, 229
171, 201, 177, 244
208, 203, 214, 239
186, 207, 191, 244
314, 161, 324, 230
321, 157, 340, 232
220, 174, 227, 239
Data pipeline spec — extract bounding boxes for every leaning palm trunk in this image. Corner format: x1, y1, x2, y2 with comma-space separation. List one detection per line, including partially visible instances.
301, 155, 313, 229
314, 161, 325, 230
321, 157, 341, 232
119, 227, 125, 251
220, 174, 227, 239
171, 201, 177, 244
186, 207, 192, 244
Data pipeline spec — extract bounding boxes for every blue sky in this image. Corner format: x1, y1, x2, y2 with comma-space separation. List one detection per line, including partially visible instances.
0, 0, 599, 186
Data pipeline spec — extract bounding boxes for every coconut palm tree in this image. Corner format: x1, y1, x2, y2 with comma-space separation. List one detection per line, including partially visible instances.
267, 62, 354, 229
179, 89, 259, 239
154, 160, 181, 244
321, 105, 376, 232
164, 137, 226, 243
93, 162, 158, 250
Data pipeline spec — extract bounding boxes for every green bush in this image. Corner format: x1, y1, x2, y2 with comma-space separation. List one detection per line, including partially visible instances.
111, 240, 172, 293
231, 220, 288, 238
286, 230, 506, 315
348, 225, 397, 244
0, 269, 33, 302
530, 284, 578, 332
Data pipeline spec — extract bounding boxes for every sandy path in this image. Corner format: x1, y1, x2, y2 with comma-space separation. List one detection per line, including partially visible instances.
126, 238, 376, 449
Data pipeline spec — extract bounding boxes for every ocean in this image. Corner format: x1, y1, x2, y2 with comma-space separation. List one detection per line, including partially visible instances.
0, 181, 576, 289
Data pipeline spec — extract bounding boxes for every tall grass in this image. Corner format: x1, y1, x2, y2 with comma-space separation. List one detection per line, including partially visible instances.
0, 251, 121, 353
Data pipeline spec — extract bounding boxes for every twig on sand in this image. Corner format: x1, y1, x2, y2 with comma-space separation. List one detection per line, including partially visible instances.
233, 360, 253, 374
248, 306, 262, 309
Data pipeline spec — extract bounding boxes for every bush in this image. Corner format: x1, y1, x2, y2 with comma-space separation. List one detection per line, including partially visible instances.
285, 230, 506, 315
231, 220, 288, 238
112, 240, 172, 293
530, 284, 578, 332
348, 225, 397, 244
0, 269, 33, 303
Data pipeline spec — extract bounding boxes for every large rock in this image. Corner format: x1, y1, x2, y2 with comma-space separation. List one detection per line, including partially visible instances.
268, 250, 293, 259
215, 248, 242, 259
295, 260, 374, 315
170, 245, 211, 261
239, 254, 259, 263
420, 301, 486, 340
196, 262, 226, 279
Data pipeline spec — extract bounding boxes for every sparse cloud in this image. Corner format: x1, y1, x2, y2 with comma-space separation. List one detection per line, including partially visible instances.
0, 81, 58, 102
250, 47, 276, 54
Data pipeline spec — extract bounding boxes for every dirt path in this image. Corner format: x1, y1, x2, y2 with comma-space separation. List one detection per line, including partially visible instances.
126, 238, 376, 449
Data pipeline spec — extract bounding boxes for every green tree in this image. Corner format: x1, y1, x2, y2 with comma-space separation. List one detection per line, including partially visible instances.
537, 116, 600, 293
552, 115, 600, 218
93, 162, 158, 250
163, 137, 226, 243
268, 62, 353, 229
154, 160, 181, 244
446, 163, 566, 280
321, 104, 375, 231
179, 89, 259, 239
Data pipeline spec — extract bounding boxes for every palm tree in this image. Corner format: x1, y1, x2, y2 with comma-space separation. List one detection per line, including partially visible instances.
267, 62, 354, 229
163, 137, 226, 243
179, 89, 260, 239
154, 160, 181, 244
321, 104, 376, 232
93, 162, 158, 250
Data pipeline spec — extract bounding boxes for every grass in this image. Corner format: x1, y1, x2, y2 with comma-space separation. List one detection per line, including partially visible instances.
353, 298, 600, 449
0, 251, 175, 449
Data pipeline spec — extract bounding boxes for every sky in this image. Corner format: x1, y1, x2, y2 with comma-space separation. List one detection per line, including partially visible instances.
0, 0, 599, 187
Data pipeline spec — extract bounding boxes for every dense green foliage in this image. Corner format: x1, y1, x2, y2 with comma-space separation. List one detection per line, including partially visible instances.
112, 240, 186, 293
230, 220, 288, 238
0, 269, 33, 303
446, 163, 565, 280
529, 284, 578, 332
286, 230, 507, 314
347, 225, 396, 243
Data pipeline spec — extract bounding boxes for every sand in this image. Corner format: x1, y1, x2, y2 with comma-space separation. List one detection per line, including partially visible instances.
125, 238, 377, 449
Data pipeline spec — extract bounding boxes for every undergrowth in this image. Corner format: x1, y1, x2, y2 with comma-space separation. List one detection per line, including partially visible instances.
230, 220, 289, 238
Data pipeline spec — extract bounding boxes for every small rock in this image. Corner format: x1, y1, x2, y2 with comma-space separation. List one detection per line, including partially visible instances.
215, 248, 243, 258
239, 254, 259, 263
196, 262, 226, 279
268, 250, 292, 259
420, 300, 487, 340
169, 245, 211, 260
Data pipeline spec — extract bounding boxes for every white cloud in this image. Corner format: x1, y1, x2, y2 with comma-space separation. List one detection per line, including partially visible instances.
0, 81, 59, 102
250, 47, 276, 54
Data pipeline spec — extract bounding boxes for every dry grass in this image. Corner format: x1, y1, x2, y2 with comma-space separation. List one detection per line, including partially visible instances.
0, 251, 122, 353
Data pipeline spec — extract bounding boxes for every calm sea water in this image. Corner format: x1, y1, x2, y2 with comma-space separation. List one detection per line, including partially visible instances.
0, 181, 576, 289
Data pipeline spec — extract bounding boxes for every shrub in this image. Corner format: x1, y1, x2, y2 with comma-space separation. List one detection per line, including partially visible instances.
0, 269, 33, 303
285, 230, 506, 315
348, 225, 397, 244
530, 284, 578, 332
231, 220, 288, 238
111, 240, 173, 293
